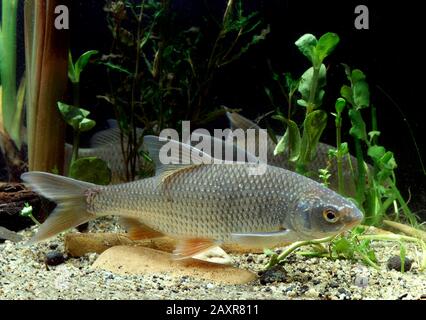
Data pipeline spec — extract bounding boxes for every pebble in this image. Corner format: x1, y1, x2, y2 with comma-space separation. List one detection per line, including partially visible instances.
354, 275, 369, 288
387, 256, 413, 272
44, 251, 65, 266
259, 265, 287, 285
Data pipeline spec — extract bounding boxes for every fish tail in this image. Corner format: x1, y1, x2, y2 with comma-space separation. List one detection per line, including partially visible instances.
21, 172, 96, 244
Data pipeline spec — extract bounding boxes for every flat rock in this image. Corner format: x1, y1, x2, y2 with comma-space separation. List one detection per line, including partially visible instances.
92, 245, 257, 285
65, 232, 286, 257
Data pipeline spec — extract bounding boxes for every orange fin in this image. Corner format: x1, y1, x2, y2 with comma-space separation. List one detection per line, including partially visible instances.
119, 217, 164, 240
173, 238, 216, 260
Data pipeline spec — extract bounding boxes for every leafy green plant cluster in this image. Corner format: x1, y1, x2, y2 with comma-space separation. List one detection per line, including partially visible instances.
57, 51, 111, 185
336, 65, 416, 226
270, 32, 415, 226
100, 0, 269, 181
271, 33, 339, 175
265, 226, 426, 271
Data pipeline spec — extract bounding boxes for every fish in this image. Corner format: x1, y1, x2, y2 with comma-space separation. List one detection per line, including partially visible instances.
64, 126, 147, 183
21, 135, 363, 262
226, 111, 372, 197
0, 226, 23, 243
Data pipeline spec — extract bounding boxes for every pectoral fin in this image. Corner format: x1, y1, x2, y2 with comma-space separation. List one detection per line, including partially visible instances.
173, 238, 217, 260
231, 229, 301, 247
119, 217, 164, 240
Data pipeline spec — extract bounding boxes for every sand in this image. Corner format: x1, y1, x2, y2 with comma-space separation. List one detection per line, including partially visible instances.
1, 218, 425, 300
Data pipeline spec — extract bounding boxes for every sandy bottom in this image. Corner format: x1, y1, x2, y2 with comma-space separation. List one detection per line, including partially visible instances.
1, 218, 425, 300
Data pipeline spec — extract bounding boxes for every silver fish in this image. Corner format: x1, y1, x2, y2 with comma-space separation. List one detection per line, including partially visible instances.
64, 127, 147, 183
226, 112, 371, 197
22, 136, 363, 261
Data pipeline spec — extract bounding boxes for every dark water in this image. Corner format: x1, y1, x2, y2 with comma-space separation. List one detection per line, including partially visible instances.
6, 0, 426, 219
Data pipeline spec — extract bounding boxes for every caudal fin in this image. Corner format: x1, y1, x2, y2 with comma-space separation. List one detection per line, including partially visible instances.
21, 172, 96, 243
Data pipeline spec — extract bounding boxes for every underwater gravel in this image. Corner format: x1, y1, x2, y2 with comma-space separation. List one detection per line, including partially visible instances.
1, 218, 425, 300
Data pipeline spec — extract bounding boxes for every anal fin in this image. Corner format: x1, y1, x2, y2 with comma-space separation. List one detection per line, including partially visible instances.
119, 217, 164, 240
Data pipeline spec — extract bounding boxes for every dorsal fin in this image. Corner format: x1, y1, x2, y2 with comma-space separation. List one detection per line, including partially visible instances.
90, 127, 144, 147
189, 132, 259, 164
226, 112, 262, 131
90, 128, 122, 146
143, 135, 219, 186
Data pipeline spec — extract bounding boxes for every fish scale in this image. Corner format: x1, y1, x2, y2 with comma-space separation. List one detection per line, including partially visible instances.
90, 164, 320, 242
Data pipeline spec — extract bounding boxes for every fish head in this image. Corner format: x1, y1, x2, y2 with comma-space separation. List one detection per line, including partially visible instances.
290, 188, 364, 239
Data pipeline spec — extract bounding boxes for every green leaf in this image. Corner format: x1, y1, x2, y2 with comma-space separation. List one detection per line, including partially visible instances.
335, 97, 346, 113
348, 109, 367, 141
368, 145, 386, 161
339, 142, 349, 155
351, 69, 366, 83
315, 32, 340, 63
297, 99, 308, 107
273, 117, 301, 161
299, 110, 328, 163
340, 85, 353, 105
69, 157, 111, 185
57, 102, 96, 132
79, 117, 96, 132
295, 33, 317, 63
98, 61, 132, 75
298, 64, 327, 107
68, 52, 76, 83
333, 238, 353, 258
71, 50, 98, 83
353, 79, 370, 108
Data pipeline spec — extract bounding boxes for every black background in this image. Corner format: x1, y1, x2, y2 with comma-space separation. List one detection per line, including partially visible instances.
13, 1, 426, 219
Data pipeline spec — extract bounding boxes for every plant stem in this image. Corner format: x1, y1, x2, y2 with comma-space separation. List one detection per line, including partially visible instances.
306, 65, 320, 114
354, 138, 366, 207
266, 235, 336, 269
336, 113, 344, 195
71, 130, 80, 164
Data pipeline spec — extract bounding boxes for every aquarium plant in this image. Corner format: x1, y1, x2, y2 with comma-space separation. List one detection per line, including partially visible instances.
263, 32, 425, 270
57, 51, 111, 185
99, 0, 269, 181
0, 0, 26, 181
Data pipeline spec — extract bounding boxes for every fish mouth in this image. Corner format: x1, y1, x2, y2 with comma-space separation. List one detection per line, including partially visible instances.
341, 206, 364, 229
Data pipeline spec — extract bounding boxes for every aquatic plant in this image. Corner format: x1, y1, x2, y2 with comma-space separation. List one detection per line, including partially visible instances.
19, 202, 39, 226
100, 0, 268, 181
337, 65, 416, 225
269, 32, 415, 226
0, 0, 26, 181
265, 226, 426, 272
24, 0, 69, 173
57, 51, 111, 185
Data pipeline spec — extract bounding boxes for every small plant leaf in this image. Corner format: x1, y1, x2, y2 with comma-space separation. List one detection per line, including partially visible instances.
57, 102, 96, 132
295, 33, 317, 63
69, 157, 111, 185
298, 64, 327, 107
368, 145, 386, 161
315, 32, 340, 63
73, 50, 99, 83
299, 110, 328, 163
340, 85, 353, 105
348, 109, 367, 141
98, 61, 132, 75
273, 116, 301, 161
335, 97, 346, 113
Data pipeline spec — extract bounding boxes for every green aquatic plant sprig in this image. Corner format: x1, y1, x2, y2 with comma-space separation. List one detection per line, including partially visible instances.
265, 226, 426, 272
20, 203, 40, 226
273, 32, 340, 175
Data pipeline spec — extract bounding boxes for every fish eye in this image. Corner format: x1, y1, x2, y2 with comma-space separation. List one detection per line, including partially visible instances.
322, 208, 340, 223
